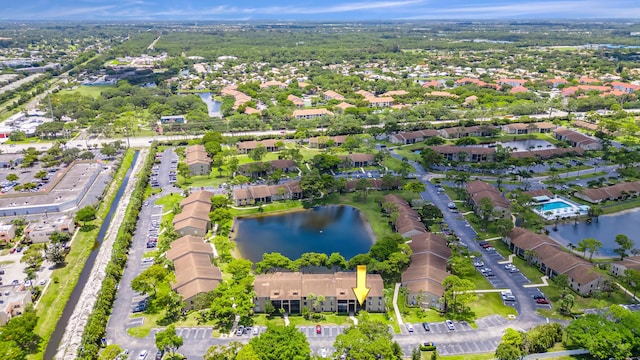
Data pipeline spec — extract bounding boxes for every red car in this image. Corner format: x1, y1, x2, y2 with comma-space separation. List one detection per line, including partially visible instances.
316, 325, 322, 334
536, 298, 550, 304
9, 248, 16, 254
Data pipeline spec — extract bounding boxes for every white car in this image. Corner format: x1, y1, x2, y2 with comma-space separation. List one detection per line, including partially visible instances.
39, 279, 47, 286
320, 348, 328, 358
138, 350, 148, 359
445, 320, 455, 330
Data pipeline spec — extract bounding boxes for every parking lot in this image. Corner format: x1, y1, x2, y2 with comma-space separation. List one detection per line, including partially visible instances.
402, 320, 473, 335
299, 325, 346, 338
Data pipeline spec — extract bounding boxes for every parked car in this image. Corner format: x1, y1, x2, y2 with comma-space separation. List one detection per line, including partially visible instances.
422, 322, 430, 331
533, 294, 546, 300
9, 248, 16, 254
503, 295, 516, 302
406, 323, 414, 333
473, 260, 484, 267
445, 320, 455, 330
536, 298, 550, 304
236, 325, 244, 336
316, 324, 322, 334
138, 350, 148, 360
252, 327, 259, 335
16, 246, 23, 252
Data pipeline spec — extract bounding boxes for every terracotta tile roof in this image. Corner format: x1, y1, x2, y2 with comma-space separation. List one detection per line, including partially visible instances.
409, 233, 451, 259
292, 108, 333, 117
172, 253, 222, 300
173, 217, 209, 232
466, 180, 510, 209
324, 90, 345, 100
166, 235, 213, 261
250, 185, 272, 199
180, 191, 214, 208
172, 202, 211, 225
523, 189, 554, 198
185, 145, 211, 166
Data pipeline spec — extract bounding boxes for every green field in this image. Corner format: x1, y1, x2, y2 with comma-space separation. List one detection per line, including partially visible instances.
59, 85, 115, 98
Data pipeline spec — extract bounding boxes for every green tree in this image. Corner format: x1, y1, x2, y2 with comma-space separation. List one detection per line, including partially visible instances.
442, 275, 477, 314
6, 173, 18, 182
204, 342, 244, 360
98, 344, 123, 360
334, 319, 402, 360
75, 205, 97, 226
249, 325, 311, 360
0, 307, 40, 353
420, 148, 444, 169
155, 324, 184, 355
495, 328, 523, 360
34, 170, 47, 180
100, 143, 117, 158
131, 264, 171, 297
0, 341, 26, 360
614, 234, 634, 261
403, 181, 425, 195
226, 258, 253, 282
248, 144, 267, 162
579, 237, 602, 261
209, 277, 256, 329
327, 252, 348, 269
255, 252, 297, 273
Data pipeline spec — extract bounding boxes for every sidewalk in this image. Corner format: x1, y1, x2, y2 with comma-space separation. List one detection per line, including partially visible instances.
393, 283, 404, 326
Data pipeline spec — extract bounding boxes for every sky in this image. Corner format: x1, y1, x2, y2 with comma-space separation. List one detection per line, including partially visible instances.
3, 0, 640, 20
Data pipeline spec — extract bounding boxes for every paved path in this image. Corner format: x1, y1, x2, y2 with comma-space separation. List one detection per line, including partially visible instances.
523, 348, 589, 359
523, 276, 549, 288
615, 282, 640, 302
393, 283, 404, 326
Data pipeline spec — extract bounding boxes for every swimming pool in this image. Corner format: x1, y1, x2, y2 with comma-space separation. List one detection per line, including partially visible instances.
538, 201, 573, 212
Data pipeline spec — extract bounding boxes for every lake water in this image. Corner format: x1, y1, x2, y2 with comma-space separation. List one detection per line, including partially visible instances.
197, 92, 222, 118
233, 206, 375, 262
548, 209, 640, 257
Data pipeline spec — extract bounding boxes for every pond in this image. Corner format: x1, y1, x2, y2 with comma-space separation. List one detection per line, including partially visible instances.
547, 209, 640, 257
233, 205, 375, 262
479, 139, 555, 152
197, 92, 222, 118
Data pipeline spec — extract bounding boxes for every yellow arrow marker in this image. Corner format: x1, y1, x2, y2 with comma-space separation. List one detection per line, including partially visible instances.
352, 265, 370, 306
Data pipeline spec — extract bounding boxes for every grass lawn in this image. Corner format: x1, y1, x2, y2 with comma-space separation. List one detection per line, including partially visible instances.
439, 353, 496, 360
314, 191, 409, 240
466, 271, 495, 290
155, 193, 183, 212
32, 150, 135, 358
470, 293, 517, 319
599, 197, 640, 214
382, 156, 405, 172
59, 85, 115, 98
231, 200, 304, 216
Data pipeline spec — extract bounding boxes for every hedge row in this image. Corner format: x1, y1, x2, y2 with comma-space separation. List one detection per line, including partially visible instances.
78, 145, 157, 359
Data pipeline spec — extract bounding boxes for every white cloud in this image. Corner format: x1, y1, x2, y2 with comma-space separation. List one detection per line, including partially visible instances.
403, 0, 640, 18
134, 0, 424, 18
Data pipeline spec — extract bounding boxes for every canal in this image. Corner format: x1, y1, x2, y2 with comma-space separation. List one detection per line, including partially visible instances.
44, 151, 139, 359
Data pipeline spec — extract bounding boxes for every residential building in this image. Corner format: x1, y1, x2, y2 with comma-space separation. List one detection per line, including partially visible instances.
465, 181, 511, 219
174, 191, 213, 237
238, 159, 297, 177
236, 139, 280, 154
502, 122, 556, 135
498, 78, 527, 87
574, 180, 640, 204
185, 144, 211, 176
259, 80, 287, 89
388, 129, 440, 145
510, 147, 584, 160
323, 90, 345, 101
308, 135, 347, 148
438, 125, 497, 139
232, 181, 303, 206
0, 286, 32, 326
287, 94, 305, 108
610, 256, 640, 277
426, 91, 459, 98
25, 216, 75, 243
610, 81, 640, 94
382, 194, 426, 238
402, 233, 452, 310
554, 128, 602, 150
292, 108, 333, 119
335, 102, 355, 111
0, 223, 16, 243
344, 153, 375, 167
364, 96, 394, 107
504, 228, 602, 295
253, 272, 385, 314
167, 235, 222, 310
431, 145, 494, 162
